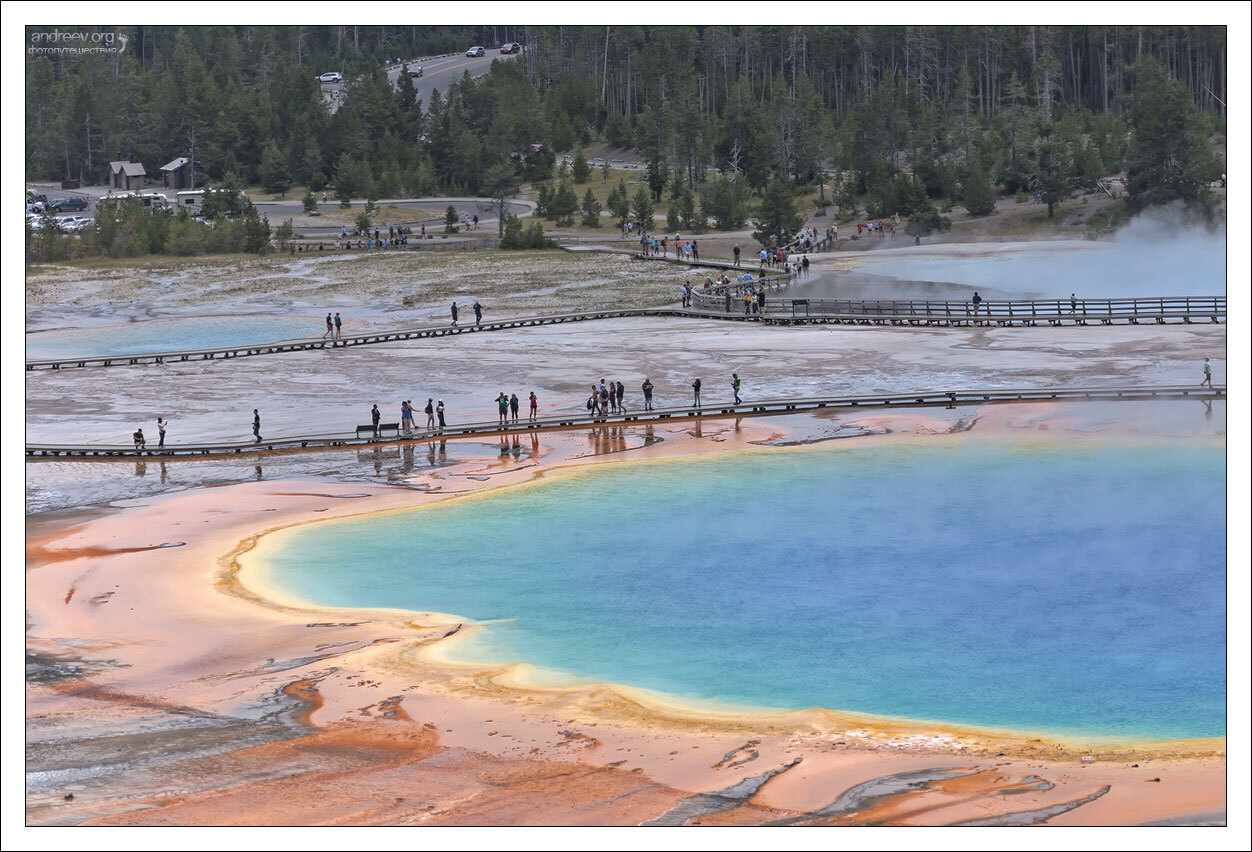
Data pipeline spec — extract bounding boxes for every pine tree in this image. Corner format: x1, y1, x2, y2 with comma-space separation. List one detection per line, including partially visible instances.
580, 188, 602, 227
536, 182, 553, 218
333, 152, 358, 207
606, 179, 631, 225
702, 175, 747, 230
751, 178, 803, 248
962, 166, 997, 216
571, 145, 591, 183
552, 180, 579, 226
259, 141, 292, 197
1125, 59, 1222, 213
302, 189, 318, 214
1032, 125, 1073, 219
444, 205, 459, 233
483, 162, 520, 238
630, 185, 655, 230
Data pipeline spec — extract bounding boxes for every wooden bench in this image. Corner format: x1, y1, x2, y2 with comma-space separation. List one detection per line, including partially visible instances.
355, 422, 400, 437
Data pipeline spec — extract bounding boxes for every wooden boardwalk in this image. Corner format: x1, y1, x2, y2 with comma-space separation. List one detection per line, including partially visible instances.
24, 297, 1227, 372
25, 385, 1225, 459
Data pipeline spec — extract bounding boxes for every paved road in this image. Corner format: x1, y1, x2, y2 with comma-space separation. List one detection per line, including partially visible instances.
318, 50, 518, 113
251, 196, 535, 235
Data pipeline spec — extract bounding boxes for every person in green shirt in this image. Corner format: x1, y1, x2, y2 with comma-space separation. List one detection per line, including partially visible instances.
1201, 357, 1213, 388
495, 392, 509, 425
732, 372, 742, 405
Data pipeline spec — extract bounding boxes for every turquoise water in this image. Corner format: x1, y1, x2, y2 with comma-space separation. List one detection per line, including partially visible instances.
261, 440, 1227, 741
794, 229, 1226, 299
25, 316, 326, 359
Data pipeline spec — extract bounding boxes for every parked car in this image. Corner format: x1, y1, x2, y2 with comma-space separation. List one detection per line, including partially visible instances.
408, 65, 423, 78
26, 203, 44, 216
466, 46, 485, 57
27, 191, 49, 205
318, 72, 343, 83
50, 196, 89, 213
500, 43, 521, 54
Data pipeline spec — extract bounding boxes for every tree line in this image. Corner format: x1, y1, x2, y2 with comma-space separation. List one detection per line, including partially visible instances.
25, 25, 1225, 260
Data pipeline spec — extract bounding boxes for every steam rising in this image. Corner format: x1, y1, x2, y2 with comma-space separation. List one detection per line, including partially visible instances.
801, 205, 1227, 300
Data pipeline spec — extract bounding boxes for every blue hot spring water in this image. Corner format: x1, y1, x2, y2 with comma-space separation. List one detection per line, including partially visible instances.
25, 315, 327, 359
259, 440, 1226, 741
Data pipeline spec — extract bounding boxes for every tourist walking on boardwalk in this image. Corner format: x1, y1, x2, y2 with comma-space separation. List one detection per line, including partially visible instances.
732, 373, 742, 405
1070, 293, 1078, 315
425, 398, 435, 428
692, 377, 702, 407
599, 383, 610, 415
133, 428, 146, 450
496, 393, 509, 426
692, 240, 699, 261
1201, 357, 1213, 388
529, 392, 538, 420
608, 382, 618, 414
733, 244, 741, 267
436, 400, 446, 429
371, 404, 381, 435
473, 301, 483, 326
510, 393, 520, 423
401, 400, 413, 431
642, 378, 654, 410
971, 291, 983, 318
758, 290, 766, 314
725, 291, 733, 313
157, 417, 167, 447
334, 312, 343, 340
616, 381, 627, 413
450, 301, 459, 326
323, 313, 334, 339
587, 389, 598, 416
252, 409, 261, 442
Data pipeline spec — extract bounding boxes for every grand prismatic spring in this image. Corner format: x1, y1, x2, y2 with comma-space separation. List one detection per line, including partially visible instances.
252, 437, 1226, 744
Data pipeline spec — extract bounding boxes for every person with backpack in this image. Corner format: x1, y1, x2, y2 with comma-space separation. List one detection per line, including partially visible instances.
424, 398, 435, 428
692, 377, 702, 407
642, 378, 654, 411
732, 373, 742, 405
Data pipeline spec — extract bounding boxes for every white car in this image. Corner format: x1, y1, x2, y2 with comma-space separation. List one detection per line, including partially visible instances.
318, 72, 342, 83
466, 46, 485, 57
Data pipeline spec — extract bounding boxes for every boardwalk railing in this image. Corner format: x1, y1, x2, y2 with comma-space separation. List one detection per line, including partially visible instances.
25, 385, 1225, 459
25, 296, 1227, 372
779, 296, 1226, 326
